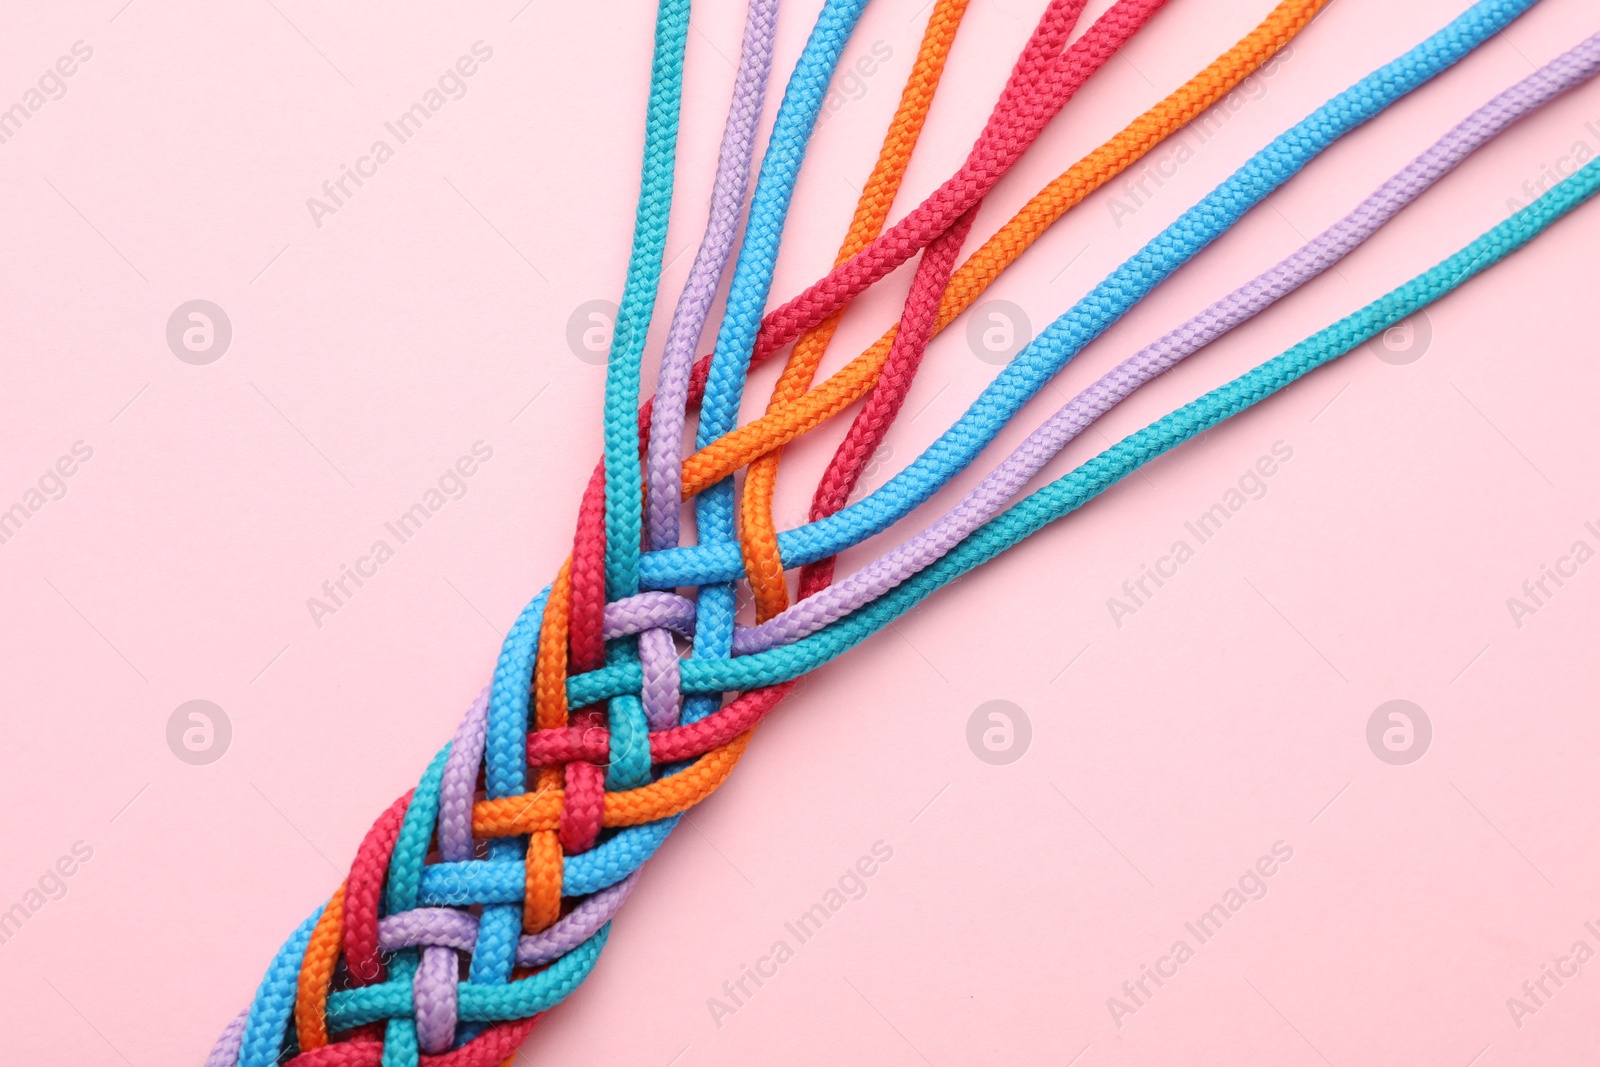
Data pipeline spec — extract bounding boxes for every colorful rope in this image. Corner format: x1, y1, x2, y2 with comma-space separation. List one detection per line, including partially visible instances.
210, 1, 1600, 1064
644, 0, 780, 552
737, 0, 1330, 612
741, 0, 973, 619
640, 0, 1540, 592
734, 27, 1600, 654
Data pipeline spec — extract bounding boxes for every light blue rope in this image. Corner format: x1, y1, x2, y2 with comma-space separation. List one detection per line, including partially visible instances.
494, 0, 1543, 903
602, 0, 693, 602
237, 906, 324, 1067
629, 153, 1600, 696
635, 0, 1541, 590
685, 0, 871, 728
232, 4, 1568, 1060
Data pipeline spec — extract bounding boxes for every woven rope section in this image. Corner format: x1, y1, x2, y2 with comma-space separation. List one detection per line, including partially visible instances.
201, 2, 1600, 1065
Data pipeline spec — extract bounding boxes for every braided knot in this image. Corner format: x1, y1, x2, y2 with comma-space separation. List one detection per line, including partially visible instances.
205, 0, 1356, 1063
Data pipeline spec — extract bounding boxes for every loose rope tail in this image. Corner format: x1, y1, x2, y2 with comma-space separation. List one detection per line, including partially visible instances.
211, 3, 1567, 1066
719, 157, 1600, 684
739, 0, 1165, 618
733, 0, 1168, 369
737, 0, 1329, 608
789, 1, 1180, 597
633, 0, 1536, 613
632, 0, 1545, 676
795, 204, 978, 595
693, 0, 1091, 460
645, 0, 780, 552
741, 0, 972, 621
732, 29, 1600, 655
567, 0, 1310, 557
687, 0, 1331, 503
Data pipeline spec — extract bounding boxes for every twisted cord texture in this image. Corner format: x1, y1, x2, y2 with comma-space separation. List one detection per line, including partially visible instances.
208, 3, 1598, 1066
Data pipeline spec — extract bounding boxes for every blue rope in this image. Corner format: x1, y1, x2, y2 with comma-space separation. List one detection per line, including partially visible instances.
635, 0, 1541, 590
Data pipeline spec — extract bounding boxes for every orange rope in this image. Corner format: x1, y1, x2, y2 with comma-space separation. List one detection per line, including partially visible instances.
742, 0, 972, 620
472, 732, 754, 836
294, 882, 346, 1051
487, 0, 1326, 923
462, 0, 987, 929
710, 0, 1328, 612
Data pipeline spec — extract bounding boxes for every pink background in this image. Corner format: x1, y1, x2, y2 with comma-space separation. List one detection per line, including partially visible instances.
4, 0, 1600, 1063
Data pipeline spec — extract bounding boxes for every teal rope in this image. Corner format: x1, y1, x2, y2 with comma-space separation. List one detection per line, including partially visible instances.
634, 0, 1541, 590
479, 0, 693, 1027
543, 152, 1600, 706
671, 154, 1600, 693
685, 0, 871, 727
602, 0, 693, 602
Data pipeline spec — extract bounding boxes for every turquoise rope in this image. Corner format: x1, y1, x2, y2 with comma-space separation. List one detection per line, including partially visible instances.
660, 154, 1600, 694
388, 124, 1600, 926
602, 0, 693, 602
543, 152, 1600, 705
486, 0, 1545, 913
686, 0, 871, 728
635, 0, 1541, 590
236, 5, 1578, 1059
478, 0, 694, 1022
323, 928, 610, 1028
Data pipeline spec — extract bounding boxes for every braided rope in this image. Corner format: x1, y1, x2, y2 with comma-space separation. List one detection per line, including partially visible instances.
644, 0, 780, 552
734, 28, 1600, 654
736, 0, 1331, 610
641, 0, 1540, 592
211, 2, 1586, 1064
742, 0, 972, 619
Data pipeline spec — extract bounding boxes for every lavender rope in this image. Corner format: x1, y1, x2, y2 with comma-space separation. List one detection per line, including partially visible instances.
731, 29, 1600, 655
204, 1008, 248, 1067
373, 871, 642, 964
418, 6, 777, 1027
646, 0, 781, 550
437, 688, 489, 862
413, 945, 458, 1053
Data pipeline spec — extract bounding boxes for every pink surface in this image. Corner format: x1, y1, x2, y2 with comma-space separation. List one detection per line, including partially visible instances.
3, 0, 1600, 1063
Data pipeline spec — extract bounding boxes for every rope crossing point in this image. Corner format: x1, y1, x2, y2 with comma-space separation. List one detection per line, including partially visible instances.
210, 1, 1600, 1064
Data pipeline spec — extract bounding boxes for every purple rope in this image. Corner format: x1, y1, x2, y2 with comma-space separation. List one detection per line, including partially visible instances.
413, 946, 459, 1053
638, 627, 684, 729
646, 0, 782, 549
409, 3, 778, 1031
602, 590, 697, 639
204, 1008, 248, 1067
380, 908, 481, 953
437, 592, 692, 861
515, 869, 641, 966
374, 871, 642, 964
436, 688, 489, 862
731, 29, 1600, 655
